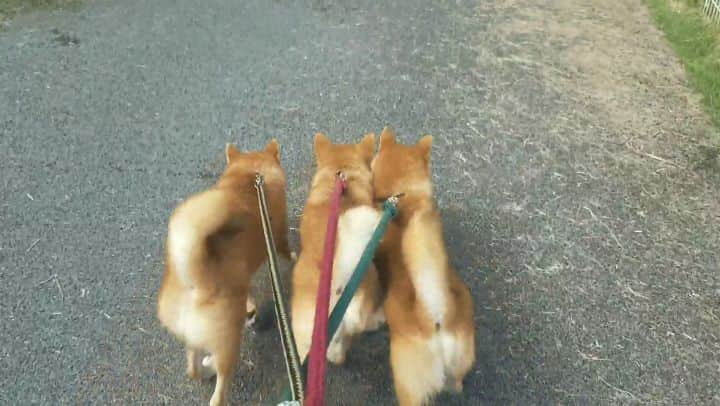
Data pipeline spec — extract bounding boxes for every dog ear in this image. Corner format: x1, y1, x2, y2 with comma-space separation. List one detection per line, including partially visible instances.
358, 133, 376, 164
417, 135, 433, 164
314, 133, 333, 162
379, 127, 396, 149
226, 143, 241, 164
315, 132, 331, 150
265, 138, 280, 162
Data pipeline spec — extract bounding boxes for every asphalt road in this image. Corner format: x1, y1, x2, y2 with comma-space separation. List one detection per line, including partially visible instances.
1, 0, 719, 405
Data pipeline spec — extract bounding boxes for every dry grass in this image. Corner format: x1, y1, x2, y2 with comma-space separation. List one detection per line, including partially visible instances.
0, 0, 80, 26
428, 0, 720, 403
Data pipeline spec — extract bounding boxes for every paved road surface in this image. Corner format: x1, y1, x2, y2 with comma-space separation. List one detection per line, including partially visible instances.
1, 0, 719, 404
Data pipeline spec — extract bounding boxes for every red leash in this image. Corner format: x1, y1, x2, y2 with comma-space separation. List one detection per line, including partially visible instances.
305, 174, 346, 406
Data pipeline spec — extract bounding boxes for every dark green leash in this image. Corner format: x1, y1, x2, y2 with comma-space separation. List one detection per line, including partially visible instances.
275, 197, 399, 405
327, 198, 398, 336
255, 174, 305, 404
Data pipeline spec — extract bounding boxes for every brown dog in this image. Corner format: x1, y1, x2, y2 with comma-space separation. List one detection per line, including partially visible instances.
372, 128, 475, 406
291, 133, 385, 365
157, 140, 289, 406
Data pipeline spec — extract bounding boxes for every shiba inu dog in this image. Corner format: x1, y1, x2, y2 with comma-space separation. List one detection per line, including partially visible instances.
372, 128, 475, 406
157, 140, 290, 406
291, 133, 385, 365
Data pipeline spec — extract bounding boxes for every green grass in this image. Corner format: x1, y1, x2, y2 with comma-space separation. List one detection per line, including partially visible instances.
647, 0, 720, 129
0, 0, 80, 25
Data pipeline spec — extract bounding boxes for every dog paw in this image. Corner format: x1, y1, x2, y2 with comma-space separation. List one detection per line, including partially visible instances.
445, 378, 463, 393
365, 309, 386, 331
199, 356, 217, 379
245, 297, 257, 328
326, 349, 346, 365
454, 380, 463, 393
326, 340, 347, 365
209, 391, 226, 406
186, 365, 200, 380
187, 350, 204, 380
245, 311, 257, 328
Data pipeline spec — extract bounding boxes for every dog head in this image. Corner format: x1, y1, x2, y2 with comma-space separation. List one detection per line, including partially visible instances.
371, 127, 433, 201
312, 132, 376, 184
220, 139, 285, 187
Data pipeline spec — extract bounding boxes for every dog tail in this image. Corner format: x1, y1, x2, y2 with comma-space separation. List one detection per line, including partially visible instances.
332, 205, 382, 289
402, 208, 451, 327
167, 189, 250, 288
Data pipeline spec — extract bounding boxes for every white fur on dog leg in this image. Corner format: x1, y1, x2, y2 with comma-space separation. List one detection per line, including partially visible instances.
200, 355, 217, 379
326, 341, 346, 365
245, 296, 257, 328
326, 333, 348, 365
209, 372, 229, 406
365, 308, 386, 331
209, 387, 226, 406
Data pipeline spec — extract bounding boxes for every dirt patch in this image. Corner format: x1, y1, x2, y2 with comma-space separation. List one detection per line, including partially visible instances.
497, 0, 717, 166
430, 0, 720, 403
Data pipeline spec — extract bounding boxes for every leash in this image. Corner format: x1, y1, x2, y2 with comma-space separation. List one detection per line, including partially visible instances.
304, 174, 346, 406
277, 195, 400, 405
255, 174, 304, 404
327, 196, 398, 338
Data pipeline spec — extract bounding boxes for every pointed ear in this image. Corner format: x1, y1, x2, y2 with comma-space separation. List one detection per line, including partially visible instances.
417, 135, 433, 163
314, 133, 331, 157
357, 133, 376, 163
265, 138, 280, 162
379, 127, 396, 150
314, 132, 331, 149
225, 143, 241, 164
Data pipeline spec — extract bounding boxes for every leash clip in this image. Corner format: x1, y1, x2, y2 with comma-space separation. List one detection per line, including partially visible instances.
255, 173, 264, 187
388, 192, 405, 206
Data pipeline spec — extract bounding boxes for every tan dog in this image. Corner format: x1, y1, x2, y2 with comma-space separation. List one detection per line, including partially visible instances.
157, 141, 290, 406
291, 133, 385, 365
372, 128, 475, 406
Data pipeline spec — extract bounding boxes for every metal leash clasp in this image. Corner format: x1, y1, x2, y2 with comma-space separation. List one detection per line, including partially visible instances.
336, 170, 347, 182
388, 192, 405, 206
255, 172, 264, 188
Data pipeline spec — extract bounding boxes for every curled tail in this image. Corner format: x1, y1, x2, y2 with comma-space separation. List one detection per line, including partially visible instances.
332, 205, 382, 292
331, 205, 384, 340
167, 189, 250, 288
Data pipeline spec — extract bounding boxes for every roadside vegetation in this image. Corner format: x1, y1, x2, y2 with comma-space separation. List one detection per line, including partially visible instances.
0, 0, 80, 26
647, 0, 720, 131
